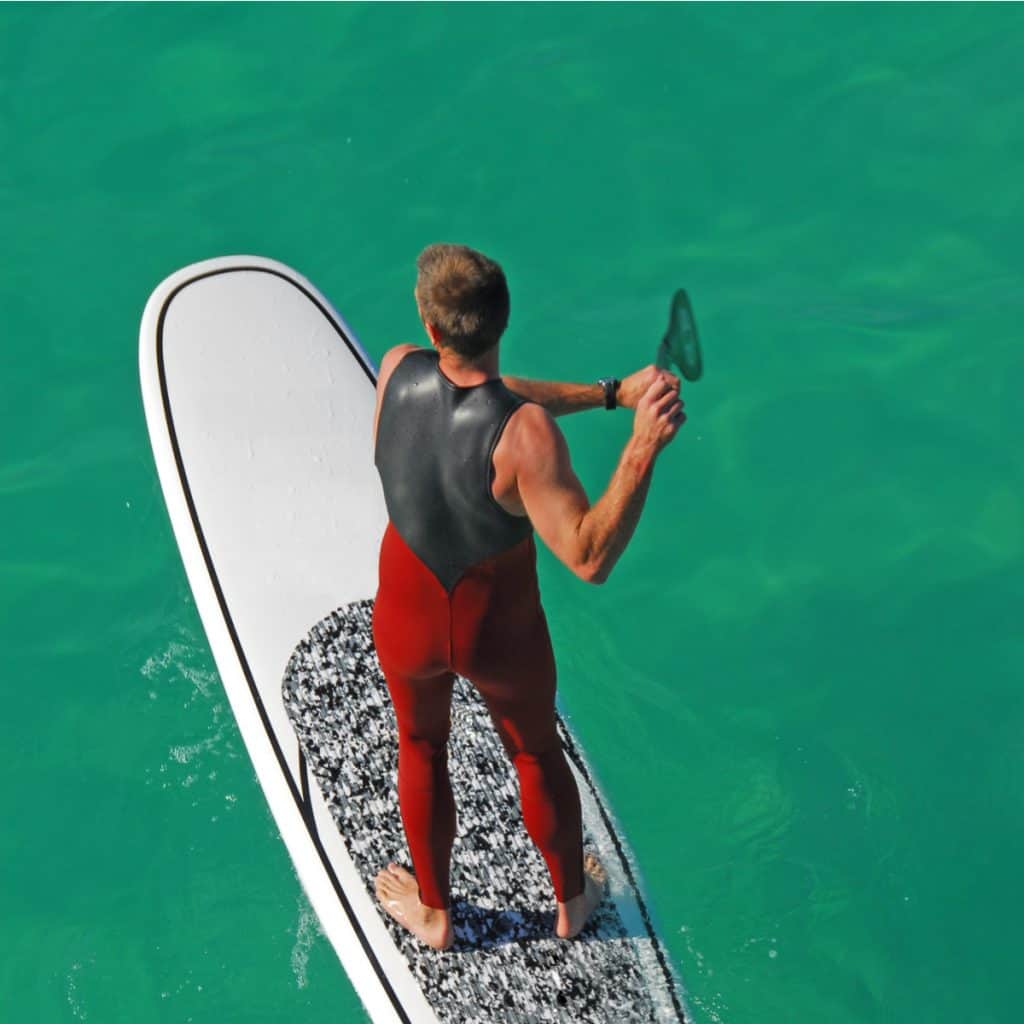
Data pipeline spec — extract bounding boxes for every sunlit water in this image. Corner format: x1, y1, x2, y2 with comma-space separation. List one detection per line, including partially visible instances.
3, 5, 1022, 1022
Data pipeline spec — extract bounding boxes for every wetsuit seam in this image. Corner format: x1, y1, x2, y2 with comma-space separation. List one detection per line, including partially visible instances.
446, 589, 454, 670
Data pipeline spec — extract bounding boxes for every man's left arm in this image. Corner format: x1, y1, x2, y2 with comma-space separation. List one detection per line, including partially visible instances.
503, 365, 679, 417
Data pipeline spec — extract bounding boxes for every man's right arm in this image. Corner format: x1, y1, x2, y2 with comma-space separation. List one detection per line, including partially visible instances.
516, 378, 684, 584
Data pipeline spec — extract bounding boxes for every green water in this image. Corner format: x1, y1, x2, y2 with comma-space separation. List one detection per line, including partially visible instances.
4, 4, 1022, 1022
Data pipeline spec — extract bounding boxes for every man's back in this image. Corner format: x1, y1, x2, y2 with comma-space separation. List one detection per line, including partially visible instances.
374, 346, 532, 592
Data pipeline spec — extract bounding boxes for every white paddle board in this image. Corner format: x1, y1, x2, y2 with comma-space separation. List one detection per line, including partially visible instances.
139, 255, 689, 1023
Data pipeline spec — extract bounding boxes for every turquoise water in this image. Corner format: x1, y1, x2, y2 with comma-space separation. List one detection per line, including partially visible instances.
4, 4, 1022, 1021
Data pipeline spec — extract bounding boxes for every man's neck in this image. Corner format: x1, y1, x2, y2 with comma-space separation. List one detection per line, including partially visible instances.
434, 345, 500, 387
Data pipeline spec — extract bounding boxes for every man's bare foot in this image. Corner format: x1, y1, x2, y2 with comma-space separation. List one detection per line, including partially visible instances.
555, 853, 607, 939
374, 863, 453, 950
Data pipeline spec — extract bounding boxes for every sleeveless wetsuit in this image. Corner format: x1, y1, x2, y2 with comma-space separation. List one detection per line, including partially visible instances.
372, 348, 584, 910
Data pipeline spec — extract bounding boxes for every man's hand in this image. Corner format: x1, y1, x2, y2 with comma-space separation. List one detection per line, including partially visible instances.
617, 365, 680, 409
631, 376, 686, 454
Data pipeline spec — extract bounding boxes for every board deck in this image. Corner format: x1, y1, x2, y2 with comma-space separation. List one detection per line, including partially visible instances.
139, 255, 689, 1023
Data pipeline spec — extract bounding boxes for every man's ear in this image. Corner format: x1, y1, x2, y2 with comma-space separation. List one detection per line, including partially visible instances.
424, 321, 444, 349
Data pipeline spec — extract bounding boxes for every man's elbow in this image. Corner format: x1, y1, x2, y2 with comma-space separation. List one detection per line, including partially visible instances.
569, 517, 608, 584
575, 559, 610, 585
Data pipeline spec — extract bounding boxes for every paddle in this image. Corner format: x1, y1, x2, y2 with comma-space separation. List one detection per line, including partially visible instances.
656, 288, 702, 382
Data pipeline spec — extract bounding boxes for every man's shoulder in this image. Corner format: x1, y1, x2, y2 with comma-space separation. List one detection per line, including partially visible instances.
380, 343, 424, 373
377, 344, 426, 394
504, 400, 564, 459
509, 398, 550, 423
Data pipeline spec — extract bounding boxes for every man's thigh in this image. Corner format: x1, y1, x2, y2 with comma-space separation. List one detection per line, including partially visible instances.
384, 670, 456, 746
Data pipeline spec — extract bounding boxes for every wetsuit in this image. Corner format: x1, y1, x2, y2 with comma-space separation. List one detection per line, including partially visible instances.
372, 348, 584, 910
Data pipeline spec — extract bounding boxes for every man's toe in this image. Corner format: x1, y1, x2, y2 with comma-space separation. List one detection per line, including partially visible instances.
389, 863, 414, 883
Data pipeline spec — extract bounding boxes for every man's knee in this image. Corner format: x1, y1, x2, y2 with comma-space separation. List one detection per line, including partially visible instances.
489, 704, 559, 758
401, 731, 449, 763
509, 736, 564, 770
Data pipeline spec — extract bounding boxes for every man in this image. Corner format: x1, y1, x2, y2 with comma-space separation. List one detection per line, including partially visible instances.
371, 244, 685, 950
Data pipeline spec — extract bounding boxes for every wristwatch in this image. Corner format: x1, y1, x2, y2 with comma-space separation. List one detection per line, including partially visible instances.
598, 377, 620, 410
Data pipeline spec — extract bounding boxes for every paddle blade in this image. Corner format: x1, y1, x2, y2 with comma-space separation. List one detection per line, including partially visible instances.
655, 339, 672, 370
661, 288, 702, 382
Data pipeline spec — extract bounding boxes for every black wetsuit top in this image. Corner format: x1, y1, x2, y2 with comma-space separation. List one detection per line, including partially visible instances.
374, 348, 534, 592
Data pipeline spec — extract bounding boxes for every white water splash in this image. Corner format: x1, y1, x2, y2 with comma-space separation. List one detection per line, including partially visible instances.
290, 894, 323, 990
141, 636, 215, 701
738, 933, 780, 960
141, 628, 238, 793
65, 960, 90, 1020
169, 729, 225, 767
679, 925, 729, 1023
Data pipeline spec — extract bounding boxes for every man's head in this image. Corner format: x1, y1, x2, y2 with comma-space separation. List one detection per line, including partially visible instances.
414, 243, 510, 361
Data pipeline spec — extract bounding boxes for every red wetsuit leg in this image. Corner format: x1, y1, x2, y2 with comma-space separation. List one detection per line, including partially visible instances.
451, 534, 585, 903
372, 522, 456, 910
379, 667, 456, 911
373, 522, 585, 908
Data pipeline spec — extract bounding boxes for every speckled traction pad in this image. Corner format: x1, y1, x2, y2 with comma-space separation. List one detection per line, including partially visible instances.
282, 600, 687, 1024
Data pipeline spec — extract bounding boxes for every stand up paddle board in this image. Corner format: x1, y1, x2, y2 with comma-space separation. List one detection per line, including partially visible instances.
139, 255, 690, 1023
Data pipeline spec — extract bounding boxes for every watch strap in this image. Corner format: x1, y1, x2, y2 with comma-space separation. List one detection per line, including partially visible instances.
598, 377, 620, 410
